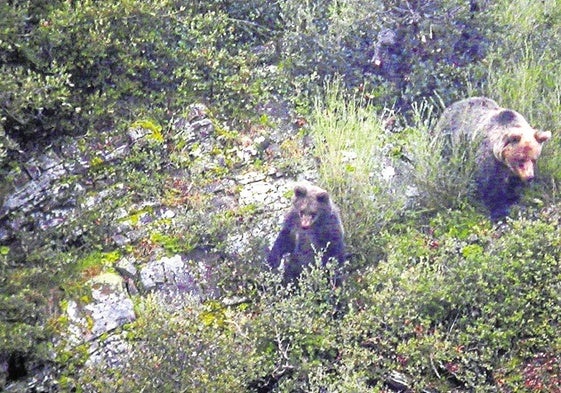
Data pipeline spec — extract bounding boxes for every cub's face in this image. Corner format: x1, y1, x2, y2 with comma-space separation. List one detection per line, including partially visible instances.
502, 129, 551, 181
293, 185, 330, 229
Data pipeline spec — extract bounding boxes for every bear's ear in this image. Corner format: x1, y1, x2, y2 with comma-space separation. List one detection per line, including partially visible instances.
493, 110, 517, 126
535, 130, 552, 144
316, 191, 329, 204
294, 185, 308, 198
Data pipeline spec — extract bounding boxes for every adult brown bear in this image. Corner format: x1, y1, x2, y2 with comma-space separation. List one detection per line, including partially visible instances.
435, 97, 552, 220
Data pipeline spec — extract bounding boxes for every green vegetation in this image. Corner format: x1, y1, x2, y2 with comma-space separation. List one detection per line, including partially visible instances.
77, 217, 561, 392
484, 0, 561, 198
1, 0, 561, 391
310, 82, 410, 264
405, 100, 483, 212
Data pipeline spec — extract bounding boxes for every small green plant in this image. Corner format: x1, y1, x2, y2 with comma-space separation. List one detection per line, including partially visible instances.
131, 119, 164, 144
148, 231, 190, 255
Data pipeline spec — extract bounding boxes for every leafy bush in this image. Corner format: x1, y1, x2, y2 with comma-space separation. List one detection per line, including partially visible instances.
74, 211, 561, 392
77, 293, 255, 392
1, 0, 496, 149
76, 263, 348, 392
346, 211, 561, 391
0, 0, 277, 146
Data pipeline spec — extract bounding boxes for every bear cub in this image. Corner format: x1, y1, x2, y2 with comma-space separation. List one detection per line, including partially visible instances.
435, 97, 552, 220
267, 183, 346, 284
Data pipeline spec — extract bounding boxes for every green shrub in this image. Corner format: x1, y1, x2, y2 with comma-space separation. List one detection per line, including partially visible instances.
1, 0, 278, 145
347, 212, 561, 391
77, 293, 257, 392
275, 0, 491, 111
74, 211, 561, 392
76, 262, 347, 392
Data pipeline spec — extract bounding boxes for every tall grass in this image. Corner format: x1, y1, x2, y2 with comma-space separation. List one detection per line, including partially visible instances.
486, 45, 561, 129
485, 0, 561, 126
401, 100, 480, 213
309, 83, 486, 262
309, 82, 410, 263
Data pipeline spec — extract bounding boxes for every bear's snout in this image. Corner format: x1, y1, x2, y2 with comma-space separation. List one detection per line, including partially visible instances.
517, 166, 535, 182
508, 154, 537, 182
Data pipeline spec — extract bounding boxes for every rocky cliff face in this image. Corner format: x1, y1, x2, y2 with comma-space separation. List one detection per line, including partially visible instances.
0, 102, 319, 390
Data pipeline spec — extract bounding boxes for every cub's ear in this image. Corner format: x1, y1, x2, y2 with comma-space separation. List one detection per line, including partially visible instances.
316, 191, 329, 204
535, 130, 552, 143
294, 185, 307, 198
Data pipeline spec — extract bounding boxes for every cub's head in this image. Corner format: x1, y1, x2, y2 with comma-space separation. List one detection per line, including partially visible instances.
491, 109, 552, 181
293, 184, 331, 229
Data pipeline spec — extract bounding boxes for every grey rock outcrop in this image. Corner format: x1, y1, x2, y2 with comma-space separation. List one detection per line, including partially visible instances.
0, 100, 318, 387
66, 273, 135, 345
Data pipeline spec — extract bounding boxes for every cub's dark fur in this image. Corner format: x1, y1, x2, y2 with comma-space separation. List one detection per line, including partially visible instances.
267, 183, 346, 283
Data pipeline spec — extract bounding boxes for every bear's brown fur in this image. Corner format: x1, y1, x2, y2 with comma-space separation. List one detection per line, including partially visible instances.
267, 183, 345, 283
435, 97, 551, 219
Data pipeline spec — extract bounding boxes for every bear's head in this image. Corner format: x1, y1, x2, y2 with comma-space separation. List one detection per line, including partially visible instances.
491, 109, 552, 181
293, 184, 332, 229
